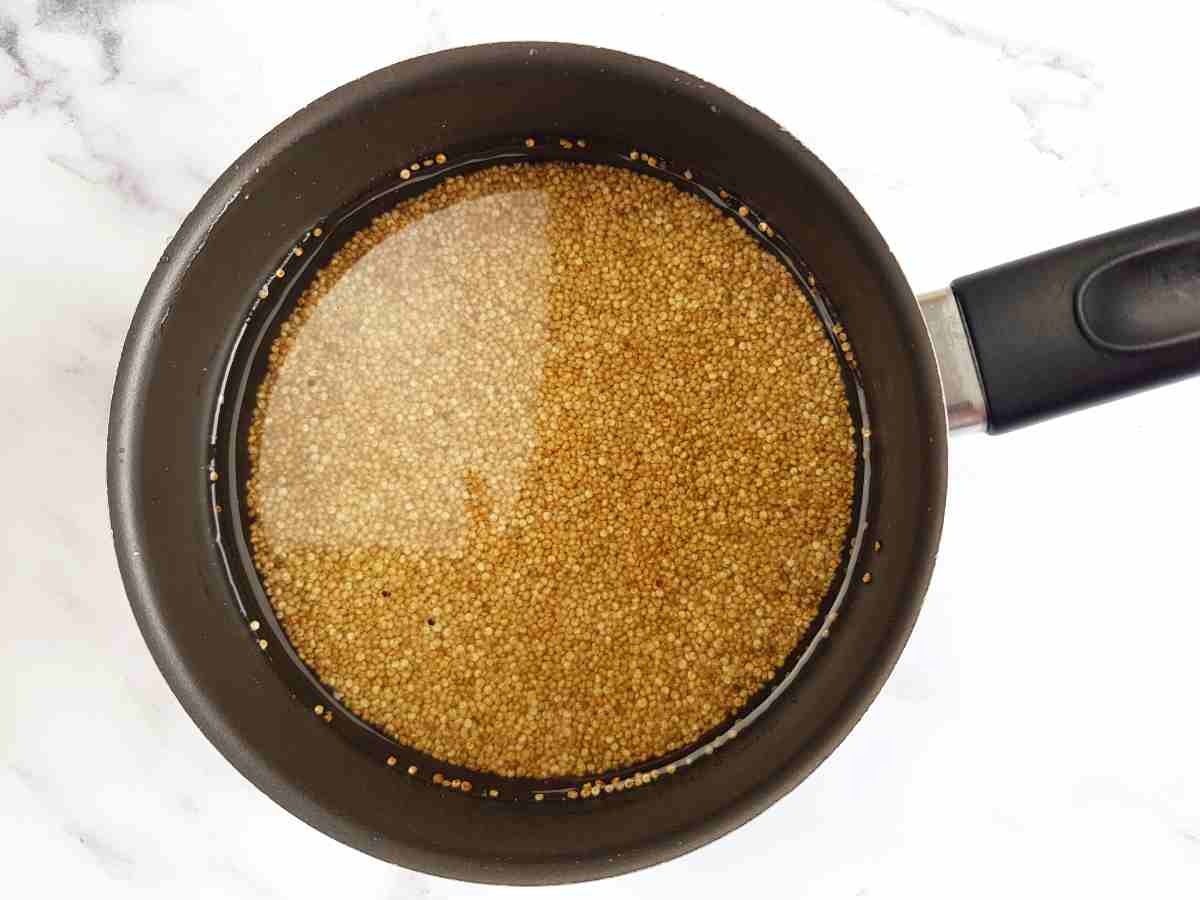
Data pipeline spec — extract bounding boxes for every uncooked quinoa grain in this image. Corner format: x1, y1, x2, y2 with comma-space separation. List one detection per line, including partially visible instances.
246, 162, 857, 779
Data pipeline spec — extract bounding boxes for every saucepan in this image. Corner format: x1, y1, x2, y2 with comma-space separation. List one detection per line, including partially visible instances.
107, 43, 1200, 884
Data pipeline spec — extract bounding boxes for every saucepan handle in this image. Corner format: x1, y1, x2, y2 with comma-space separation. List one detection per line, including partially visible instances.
924, 206, 1200, 434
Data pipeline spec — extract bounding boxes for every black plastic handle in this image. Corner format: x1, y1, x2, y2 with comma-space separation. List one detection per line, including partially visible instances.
951, 206, 1200, 434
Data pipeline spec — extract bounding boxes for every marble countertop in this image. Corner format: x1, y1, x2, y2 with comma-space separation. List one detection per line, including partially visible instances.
4, 0, 1199, 896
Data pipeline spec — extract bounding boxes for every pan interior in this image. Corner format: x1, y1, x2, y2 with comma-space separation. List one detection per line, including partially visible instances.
211, 136, 872, 804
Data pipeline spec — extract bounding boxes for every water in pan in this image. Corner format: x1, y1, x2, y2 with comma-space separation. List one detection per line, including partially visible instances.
212, 138, 872, 803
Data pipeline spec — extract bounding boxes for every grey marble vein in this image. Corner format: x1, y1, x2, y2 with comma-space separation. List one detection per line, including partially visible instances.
0, 1, 192, 214
0, 17, 58, 113
880, 0, 1101, 163
11, 764, 139, 882
35, 0, 125, 78
67, 825, 139, 882
880, 0, 1099, 84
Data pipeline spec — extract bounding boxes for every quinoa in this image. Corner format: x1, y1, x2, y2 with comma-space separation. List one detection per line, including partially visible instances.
246, 162, 857, 778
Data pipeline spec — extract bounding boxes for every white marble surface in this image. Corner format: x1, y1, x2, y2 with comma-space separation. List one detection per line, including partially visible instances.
4, 0, 1200, 896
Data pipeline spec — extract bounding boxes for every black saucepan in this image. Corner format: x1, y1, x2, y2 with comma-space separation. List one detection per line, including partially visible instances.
108, 43, 1200, 884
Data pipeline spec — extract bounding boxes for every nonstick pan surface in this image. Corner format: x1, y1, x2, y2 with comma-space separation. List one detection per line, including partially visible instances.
111, 41, 986, 884
211, 132, 884, 800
